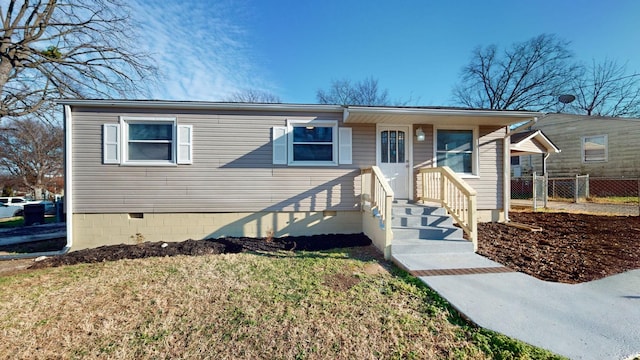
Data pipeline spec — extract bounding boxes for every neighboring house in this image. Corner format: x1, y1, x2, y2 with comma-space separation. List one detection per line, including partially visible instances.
518, 113, 640, 178
60, 100, 540, 255
510, 129, 560, 177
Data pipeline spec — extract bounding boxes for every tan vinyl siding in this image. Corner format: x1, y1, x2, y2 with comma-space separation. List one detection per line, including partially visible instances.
412, 125, 434, 198
465, 126, 504, 209
412, 124, 504, 210
529, 115, 640, 177
71, 107, 377, 213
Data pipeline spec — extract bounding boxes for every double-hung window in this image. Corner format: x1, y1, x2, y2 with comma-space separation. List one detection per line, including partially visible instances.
102, 117, 192, 165
581, 134, 607, 163
272, 119, 351, 166
287, 120, 338, 166
435, 127, 477, 175
126, 120, 174, 162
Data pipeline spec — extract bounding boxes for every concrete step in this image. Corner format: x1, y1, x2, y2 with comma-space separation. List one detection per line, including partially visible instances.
392, 214, 454, 228
392, 205, 446, 216
392, 226, 464, 241
391, 252, 503, 271
391, 238, 474, 255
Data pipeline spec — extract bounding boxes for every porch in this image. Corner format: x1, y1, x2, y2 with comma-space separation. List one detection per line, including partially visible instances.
360, 165, 477, 260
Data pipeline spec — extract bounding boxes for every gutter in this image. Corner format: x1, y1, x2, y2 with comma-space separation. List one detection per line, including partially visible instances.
344, 105, 541, 119
57, 99, 345, 113
503, 117, 539, 222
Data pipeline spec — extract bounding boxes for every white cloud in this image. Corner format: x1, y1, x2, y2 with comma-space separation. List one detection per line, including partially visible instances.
130, 0, 274, 101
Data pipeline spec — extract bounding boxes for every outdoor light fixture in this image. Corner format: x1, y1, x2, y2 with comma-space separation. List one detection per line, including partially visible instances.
415, 127, 425, 142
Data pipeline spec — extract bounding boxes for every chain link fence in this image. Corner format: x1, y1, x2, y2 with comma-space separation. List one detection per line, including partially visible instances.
511, 175, 640, 216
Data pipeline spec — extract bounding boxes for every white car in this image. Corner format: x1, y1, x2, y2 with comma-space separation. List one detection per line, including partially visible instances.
0, 203, 22, 218
0, 197, 28, 206
0, 197, 56, 217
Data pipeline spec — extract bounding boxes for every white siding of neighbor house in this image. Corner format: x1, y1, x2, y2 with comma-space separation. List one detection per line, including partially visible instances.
524, 114, 640, 178
71, 107, 375, 213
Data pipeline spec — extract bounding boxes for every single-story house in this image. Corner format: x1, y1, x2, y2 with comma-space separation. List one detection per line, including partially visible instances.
516, 113, 640, 178
60, 100, 541, 257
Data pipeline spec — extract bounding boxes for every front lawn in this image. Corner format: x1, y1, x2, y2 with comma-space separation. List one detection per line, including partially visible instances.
0, 249, 562, 359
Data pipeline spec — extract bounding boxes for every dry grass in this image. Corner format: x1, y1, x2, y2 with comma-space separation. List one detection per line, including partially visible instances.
0, 249, 561, 359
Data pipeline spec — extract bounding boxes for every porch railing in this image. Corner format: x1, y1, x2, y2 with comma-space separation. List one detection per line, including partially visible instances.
417, 166, 478, 250
361, 166, 394, 226
361, 167, 394, 259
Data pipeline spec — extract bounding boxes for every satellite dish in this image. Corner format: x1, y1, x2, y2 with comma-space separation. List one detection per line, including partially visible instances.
558, 94, 576, 104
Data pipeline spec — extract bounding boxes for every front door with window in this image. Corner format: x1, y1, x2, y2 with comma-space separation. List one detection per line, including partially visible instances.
377, 126, 410, 199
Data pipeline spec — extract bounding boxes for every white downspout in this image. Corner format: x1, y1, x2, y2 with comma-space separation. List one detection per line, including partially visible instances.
63, 105, 73, 252
503, 117, 538, 222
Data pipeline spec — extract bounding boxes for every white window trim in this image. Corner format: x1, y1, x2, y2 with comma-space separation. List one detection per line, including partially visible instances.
433, 125, 479, 178
287, 119, 338, 166
121, 116, 178, 166
581, 134, 608, 163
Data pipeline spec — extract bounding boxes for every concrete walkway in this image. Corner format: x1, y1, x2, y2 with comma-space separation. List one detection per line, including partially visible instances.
0, 222, 66, 247
392, 244, 640, 360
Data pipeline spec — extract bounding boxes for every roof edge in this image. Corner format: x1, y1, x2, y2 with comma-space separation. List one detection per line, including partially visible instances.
345, 106, 542, 118
57, 99, 345, 113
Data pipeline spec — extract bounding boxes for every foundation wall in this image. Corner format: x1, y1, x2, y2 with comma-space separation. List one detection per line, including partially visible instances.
71, 211, 362, 251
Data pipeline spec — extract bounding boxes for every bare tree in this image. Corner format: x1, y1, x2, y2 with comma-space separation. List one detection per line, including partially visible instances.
567, 59, 640, 117
0, 0, 157, 120
225, 89, 281, 103
316, 77, 392, 106
452, 34, 577, 111
0, 118, 62, 199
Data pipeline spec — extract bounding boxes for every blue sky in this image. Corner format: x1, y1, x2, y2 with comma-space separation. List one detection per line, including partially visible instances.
132, 0, 640, 106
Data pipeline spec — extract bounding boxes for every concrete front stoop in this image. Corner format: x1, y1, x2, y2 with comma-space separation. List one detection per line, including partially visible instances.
390, 201, 507, 274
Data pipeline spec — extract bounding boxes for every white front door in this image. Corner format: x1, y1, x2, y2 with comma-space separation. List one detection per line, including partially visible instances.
377, 125, 410, 199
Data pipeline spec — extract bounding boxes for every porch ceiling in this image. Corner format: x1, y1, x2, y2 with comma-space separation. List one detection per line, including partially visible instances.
343, 106, 541, 127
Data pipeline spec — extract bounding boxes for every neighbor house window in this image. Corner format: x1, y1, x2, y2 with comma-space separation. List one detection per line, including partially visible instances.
103, 117, 192, 166
582, 135, 607, 163
435, 127, 477, 175
287, 120, 338, 166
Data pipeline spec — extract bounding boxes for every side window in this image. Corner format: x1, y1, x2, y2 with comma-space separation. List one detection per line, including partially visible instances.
103, 117, 193, 166
126, 122, 174, 162
582, 135, 607, 163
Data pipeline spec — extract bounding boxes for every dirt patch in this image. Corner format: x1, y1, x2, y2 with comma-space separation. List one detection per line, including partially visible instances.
323, 273, 361, 292
478, 212, 640, 284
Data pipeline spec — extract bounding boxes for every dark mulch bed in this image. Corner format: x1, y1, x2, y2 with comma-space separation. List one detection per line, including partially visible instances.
478, 212, 640, 284
29, 233, 372, 269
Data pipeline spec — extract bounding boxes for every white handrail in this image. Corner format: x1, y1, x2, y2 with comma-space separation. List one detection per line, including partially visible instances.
417, 166, 478, 250
361, 166, 394, 225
